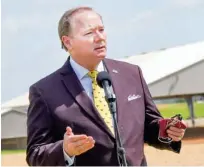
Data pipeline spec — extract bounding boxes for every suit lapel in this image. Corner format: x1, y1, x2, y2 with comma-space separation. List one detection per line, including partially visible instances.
60, 58, 115, 139
103, 59, 124, 124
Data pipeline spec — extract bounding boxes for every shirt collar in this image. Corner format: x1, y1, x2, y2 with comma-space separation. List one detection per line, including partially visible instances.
70, 56, 104, 80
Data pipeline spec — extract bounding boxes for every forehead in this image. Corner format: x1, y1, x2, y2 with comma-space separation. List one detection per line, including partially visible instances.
71, 10, 103, 32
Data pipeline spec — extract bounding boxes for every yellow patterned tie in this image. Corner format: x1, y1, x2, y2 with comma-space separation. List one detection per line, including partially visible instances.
88, 70, 114, 135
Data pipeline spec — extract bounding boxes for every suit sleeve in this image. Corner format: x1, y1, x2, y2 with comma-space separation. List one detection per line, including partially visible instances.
26, 86, 66, 166
137, 66, 181, 153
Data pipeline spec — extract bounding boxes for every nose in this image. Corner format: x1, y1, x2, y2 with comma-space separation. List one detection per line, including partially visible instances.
94, 30, 105, 42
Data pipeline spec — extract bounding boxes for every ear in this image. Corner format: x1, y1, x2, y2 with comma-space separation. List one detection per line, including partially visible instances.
61, 35, 73, 51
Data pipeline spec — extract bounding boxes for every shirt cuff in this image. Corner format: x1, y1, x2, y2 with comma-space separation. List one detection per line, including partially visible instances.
63, 147, 75, 166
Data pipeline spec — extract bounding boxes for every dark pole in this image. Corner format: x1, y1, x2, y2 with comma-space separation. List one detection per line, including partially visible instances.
186, 96, 195, 127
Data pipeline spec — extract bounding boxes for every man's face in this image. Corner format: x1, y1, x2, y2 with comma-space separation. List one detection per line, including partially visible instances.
63, 10, 107, 66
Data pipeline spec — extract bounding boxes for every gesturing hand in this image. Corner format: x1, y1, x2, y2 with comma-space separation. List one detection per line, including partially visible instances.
63, 127, 95, 156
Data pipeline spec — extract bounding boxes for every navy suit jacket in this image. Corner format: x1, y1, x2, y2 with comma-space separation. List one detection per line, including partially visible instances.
26, 58, 181, 166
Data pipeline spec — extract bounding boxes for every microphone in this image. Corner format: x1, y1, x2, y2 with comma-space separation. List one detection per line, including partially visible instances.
96, 71, 112, 87
96, 71, 128, 166
96, 71, 114, 102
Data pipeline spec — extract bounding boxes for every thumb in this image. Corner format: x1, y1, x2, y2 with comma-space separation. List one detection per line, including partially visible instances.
66, 126, 73, 136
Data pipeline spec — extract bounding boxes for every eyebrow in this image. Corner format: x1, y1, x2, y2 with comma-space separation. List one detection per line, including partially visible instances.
86, 25, 104, 31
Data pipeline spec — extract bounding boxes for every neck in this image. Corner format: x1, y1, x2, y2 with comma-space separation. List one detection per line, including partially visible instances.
71, 56, 101, 71
82, 62, 99, 71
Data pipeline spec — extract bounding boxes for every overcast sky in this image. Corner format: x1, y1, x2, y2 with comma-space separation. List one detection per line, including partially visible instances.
1, 0, 204, 102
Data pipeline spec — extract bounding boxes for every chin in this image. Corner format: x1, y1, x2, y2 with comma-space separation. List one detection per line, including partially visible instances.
96, 53, 106, 60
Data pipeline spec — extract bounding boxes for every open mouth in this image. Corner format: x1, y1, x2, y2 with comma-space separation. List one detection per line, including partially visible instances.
94, 46, 106, 50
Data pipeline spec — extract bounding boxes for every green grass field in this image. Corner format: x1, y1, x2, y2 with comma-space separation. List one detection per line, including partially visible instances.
157, 102, 204, 119
1, 149, 26, 154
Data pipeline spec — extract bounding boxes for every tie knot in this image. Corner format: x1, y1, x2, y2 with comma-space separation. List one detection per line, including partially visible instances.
88, 70, 98, 80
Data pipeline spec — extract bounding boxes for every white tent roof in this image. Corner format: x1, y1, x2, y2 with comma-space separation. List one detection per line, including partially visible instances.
1, 92, 29, 109
1, 108, 13, 115
119, 41, 204, 84
2, 41, 204, 109
1, 107, 27, 115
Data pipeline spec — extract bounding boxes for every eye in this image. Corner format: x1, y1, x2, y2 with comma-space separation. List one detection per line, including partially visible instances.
85, 32, 93, 35
99, 28, 104, 32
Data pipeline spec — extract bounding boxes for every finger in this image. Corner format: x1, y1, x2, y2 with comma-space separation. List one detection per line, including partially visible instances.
72, 138, 90, 148
87, 136, 95, 143
81, 142, 95, 152
72, 138, 95, 155
73, 137, 95, 148
68, 135, 88, 142
168, 134, 181, 142
83, 136, 95, 145
84, 137, 95, 145
76, 141, 95, 155
169, 126, 185, 133
76, 139, 95, 150
166, 129, 184, 137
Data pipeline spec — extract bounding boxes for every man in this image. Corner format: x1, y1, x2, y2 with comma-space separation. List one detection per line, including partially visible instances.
26, 7, 186, 166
